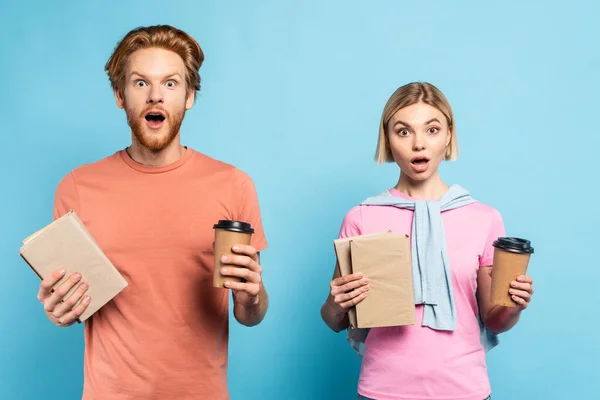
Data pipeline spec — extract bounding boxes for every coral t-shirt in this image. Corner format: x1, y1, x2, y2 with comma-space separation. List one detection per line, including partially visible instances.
338, 188, 505, 400
53, 148, 268, 400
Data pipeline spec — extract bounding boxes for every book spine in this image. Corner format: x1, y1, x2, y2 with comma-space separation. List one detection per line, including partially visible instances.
19, 252, 44, 281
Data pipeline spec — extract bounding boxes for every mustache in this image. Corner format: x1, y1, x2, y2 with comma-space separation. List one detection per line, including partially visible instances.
139, 107, 170, 119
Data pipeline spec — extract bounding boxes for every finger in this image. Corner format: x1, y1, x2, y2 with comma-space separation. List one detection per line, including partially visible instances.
331, 273, 364, 288
340, 291, 369, 309
38, 268, 66, 302
53, 281, 89, 318
516, 275, 533, 284
225, 281, 260, 296
509, 289, 532, 302
230, 244, 258, 261
221, 254, 262, 274
43, 272, 82, 313
57, 295, 92, 326
510, 281, 534, 293
334, 285, 369, 305
511, 294, 528, 309
220, 266, 261, 284
331, 278, 369, 296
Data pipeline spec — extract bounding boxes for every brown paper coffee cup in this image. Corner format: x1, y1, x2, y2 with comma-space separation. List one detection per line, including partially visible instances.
213, 220, 254, 288
490, 237, 534, 307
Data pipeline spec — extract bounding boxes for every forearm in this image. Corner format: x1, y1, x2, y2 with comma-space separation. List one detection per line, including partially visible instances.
233, 284, 268, 327
320, 296, 350, 332
483, 305, 522, 334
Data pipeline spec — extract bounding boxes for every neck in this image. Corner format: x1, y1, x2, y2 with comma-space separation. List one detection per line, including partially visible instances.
395, 171, 449, 200
127, 136, 185, 167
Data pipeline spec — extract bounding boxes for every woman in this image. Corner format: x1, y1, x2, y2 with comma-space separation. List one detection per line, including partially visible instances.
320, 82, 534, 400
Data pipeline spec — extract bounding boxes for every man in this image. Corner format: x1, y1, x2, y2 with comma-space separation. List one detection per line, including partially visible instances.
35, 25, 269, 399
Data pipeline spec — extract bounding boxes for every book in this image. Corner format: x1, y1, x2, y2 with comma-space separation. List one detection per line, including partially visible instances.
20, 210, 128, 322
333, 231, 415, 328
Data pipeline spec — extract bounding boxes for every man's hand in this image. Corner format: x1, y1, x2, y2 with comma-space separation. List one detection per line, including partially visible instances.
219, 244, 262, 307
38, 268, 91, 327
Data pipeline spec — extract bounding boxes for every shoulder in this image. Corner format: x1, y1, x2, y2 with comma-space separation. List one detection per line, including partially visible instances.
190, 149, 235, 171
56, 152, 121, 190
467, 201, 502, 219
189, 150, 261, 202
189, 149, 254, 182
337, 205, 363, 238
462, 199, 504, 232
342, 205, 363, 225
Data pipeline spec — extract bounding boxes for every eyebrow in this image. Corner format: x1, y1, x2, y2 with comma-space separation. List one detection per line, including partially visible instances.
394, 118, 441, 128
394, 120, 411, 129
129, 71, 183, 79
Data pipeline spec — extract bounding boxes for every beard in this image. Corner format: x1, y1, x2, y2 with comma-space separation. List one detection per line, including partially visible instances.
125, 102, 186, 152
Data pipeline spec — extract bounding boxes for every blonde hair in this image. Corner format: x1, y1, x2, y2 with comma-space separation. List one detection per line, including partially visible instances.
105, 25, 204, 99
375, 82, 458, 164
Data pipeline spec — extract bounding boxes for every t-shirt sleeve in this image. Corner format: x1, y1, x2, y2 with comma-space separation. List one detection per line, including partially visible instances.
233, 168, 268, 252
479, 207, 506, 267
53, 172, 80, 221
338, 206, 362, 239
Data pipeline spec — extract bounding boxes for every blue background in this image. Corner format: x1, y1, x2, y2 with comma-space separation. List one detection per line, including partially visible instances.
2, 1, 598, 399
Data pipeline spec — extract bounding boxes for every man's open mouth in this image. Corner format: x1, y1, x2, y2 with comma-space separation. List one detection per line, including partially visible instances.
145, 112, 166, 123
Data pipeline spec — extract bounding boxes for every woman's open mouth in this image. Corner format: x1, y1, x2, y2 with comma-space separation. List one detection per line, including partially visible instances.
410, 157, 430, 173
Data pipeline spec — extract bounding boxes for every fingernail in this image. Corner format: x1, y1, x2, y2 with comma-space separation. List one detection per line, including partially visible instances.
509, 289, 515, 294
59, 269, 66, 274
221, 268, 228, 274
363, 278, 369, 283
224, 281, 231, 287
84, 296, 91, 303
518, 276, 524, 282
73, 273, 81, 280
358, 273, 363, 277
80, 283, 88, 290
221, 256, 228, 262
232, 245, 239, 250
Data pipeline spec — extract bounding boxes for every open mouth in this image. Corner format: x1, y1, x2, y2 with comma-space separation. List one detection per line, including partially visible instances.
410, 156, 430, 172
411, 157, 430, 165
145, 112, 166, 123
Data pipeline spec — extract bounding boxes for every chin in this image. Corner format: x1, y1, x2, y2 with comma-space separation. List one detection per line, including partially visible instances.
406, 173, 433, 182
135, 129, 177, 151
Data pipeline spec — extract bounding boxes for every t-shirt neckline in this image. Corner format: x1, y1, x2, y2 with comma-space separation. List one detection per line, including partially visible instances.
119, 146, 193, 174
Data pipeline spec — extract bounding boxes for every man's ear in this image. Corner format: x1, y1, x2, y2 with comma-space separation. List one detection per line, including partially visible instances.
185, 89, 195, 110
115, 88, 125, 109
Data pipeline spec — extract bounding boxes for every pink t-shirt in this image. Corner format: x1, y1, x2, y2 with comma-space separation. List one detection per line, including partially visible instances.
338, 188, 505, 400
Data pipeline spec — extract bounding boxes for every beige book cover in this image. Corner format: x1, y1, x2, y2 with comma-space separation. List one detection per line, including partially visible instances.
350, 234, 415, 328
333, 232, 415, 329
333, 231, 392, 328
19, 210, 128, 322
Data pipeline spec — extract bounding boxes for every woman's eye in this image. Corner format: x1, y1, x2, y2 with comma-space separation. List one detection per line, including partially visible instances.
398, 129, 410, 136
428, 127, 439, 134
